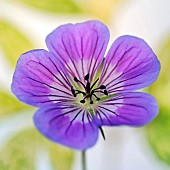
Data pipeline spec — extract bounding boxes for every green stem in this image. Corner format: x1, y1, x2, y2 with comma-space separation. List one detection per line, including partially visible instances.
82, 150, 86, 170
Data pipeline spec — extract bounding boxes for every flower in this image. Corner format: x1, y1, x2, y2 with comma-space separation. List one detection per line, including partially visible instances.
11, 20, 160, 150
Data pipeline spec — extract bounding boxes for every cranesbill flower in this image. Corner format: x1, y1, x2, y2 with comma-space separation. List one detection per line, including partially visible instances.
11, 20, 160, 150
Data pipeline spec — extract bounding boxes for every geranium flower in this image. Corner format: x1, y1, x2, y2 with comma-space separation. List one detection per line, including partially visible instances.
11, 20, 160, 150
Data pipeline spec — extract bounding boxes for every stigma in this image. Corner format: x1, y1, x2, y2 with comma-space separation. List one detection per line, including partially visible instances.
71, 73, 108, 104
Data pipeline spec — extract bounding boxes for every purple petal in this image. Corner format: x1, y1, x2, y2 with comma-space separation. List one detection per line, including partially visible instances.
99, 35, 160, 93
34, 103, 99, 150
11, 49, 73, 107
46, 20, 109, 84
94, 92, 158, 126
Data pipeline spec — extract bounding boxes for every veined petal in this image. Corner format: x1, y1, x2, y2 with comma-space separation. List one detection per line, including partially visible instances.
34, 103, 99, 150
12, 49, 73, 107
94, 92, 158, 126
99, 36, 160, 93
46, 20, 110, 84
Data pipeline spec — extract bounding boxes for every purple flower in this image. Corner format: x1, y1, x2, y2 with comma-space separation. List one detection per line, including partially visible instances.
11, 20, 160, 150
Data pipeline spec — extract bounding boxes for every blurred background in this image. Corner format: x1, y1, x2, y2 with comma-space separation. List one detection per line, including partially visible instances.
0, 0, 170, 169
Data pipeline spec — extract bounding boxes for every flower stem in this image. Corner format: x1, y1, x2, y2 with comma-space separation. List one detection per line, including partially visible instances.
82, 150, 86, 170
99, 126, 106, 140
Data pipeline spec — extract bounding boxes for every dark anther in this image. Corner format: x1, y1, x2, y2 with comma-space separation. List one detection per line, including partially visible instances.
89, 95, 94, 104
104, 90, 108, 95
71, 86, 76, 97
74, 77, 78, 82
84, 73, 89, 81
99, 85, 106, 89
74, 76, 86, 89
92, 93, 100, 101
90, 100, 94, 104
80, 99, 85, 103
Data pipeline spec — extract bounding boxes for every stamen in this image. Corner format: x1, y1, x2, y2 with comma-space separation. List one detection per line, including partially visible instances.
93, 90, 109, 96
71, 86, 76, 97
104, 90, 108, 95
74, 77, 79, 82
80, 95, 89, 104
84, 73, 89, 81
99, 85, 106, 89
75, 90, 86, 96
86, 82, 91, 93
92, 93, 100, 101
90, 100, 93, 104
72, 74, 108, 104
90, 95, 93, 104
74, 77, 86, 89
90, 78, 99, 90
92, 85, 106, 92
84, 73, 90, 93
80, 99, 85, 103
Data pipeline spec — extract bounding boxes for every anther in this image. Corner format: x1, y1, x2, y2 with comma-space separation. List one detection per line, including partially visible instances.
104, 90, 108, 95
90, 100, 93, 104
84, 73, 89, 81
92, 93, 100, 101
99, 85, 106, 89
97, 98, 100, 101
74, 77, 79, 82
74, 76, 86, 89
80, 99, 85, 103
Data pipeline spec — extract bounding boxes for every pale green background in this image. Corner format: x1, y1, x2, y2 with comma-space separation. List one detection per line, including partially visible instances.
0, 0, 170, 169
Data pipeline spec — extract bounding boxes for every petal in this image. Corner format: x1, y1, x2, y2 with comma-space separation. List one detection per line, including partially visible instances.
99, 35, 160, 93
11, 49, 73, 107
94, 92, 158, 126
34, 103, 99, 150
46, 20, 110, 84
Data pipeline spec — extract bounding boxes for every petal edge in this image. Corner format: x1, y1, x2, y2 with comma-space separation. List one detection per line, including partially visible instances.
34, 103, 99, 150
99, 35, 160, 93
94, 92, 158, 127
